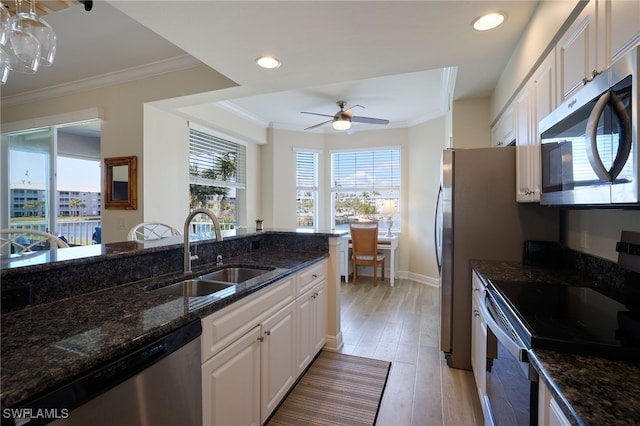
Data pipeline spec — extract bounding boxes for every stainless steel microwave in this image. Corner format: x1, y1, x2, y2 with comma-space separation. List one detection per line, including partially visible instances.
539, 46, 638, 207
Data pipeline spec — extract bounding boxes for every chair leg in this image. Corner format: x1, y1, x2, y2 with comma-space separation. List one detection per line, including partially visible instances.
352, 260, 357, 285
373, 262, 377, 286
382, 259, 385, 281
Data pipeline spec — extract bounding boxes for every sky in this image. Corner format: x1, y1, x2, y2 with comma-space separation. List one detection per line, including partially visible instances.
10, 151, 101, 191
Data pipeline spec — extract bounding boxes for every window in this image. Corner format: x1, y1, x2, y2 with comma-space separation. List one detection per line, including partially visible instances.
189, 127, 246, 230
331, 148, 401, 231
3, 120, 102, 245
295, 150, 319, 229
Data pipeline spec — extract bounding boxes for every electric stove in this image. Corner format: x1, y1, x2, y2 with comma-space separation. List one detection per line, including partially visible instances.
488, 280, 640, 361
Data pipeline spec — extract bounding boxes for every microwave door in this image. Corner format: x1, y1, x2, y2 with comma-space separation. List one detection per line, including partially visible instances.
585, 89, 633, 183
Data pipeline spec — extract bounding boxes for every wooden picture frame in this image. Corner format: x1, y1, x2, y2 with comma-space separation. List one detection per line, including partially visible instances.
104, 156, 137, 210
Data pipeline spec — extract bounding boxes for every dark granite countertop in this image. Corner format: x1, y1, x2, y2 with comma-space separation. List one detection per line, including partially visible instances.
0, 249, 327, 409
471, 260, 640, 426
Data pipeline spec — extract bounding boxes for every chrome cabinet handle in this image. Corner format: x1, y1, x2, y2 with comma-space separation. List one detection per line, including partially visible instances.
473, 309, 480, 317
257, 336, 264, 342
264, 330, 271, 336
312, 273, 318, 279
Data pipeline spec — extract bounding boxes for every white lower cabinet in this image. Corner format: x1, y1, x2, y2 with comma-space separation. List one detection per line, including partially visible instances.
260, 302, 297, 423
202, 326, 262, 426
296, 280, 327, 374
201, 260, 327, 426
471, 272, 490, 423
538, 380, 571, 426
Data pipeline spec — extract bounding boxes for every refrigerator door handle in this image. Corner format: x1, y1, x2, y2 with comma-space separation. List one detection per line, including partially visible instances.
434, 184, 443, 273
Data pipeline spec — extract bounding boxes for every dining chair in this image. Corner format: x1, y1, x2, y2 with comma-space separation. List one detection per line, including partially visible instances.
128, 222, 181, 241
0, 228, 70, 254
349, 220, 386, 286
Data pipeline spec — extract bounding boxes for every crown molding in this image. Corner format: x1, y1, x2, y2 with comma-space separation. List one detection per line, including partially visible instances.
216, 101, 270, 128
1, 55, 202, 107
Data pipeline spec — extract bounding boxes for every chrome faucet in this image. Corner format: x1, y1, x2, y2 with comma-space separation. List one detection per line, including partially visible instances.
184, 208, 223, 273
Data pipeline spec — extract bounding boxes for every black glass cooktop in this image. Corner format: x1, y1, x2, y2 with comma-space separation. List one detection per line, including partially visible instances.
489, 280, 640, 361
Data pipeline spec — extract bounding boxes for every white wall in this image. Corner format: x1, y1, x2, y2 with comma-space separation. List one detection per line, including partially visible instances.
407, 117, 447, 284
452, 98, 491, 149
143, 104, 190, 231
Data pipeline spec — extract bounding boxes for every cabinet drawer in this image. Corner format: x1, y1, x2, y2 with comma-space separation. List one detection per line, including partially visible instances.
298, 260, 325, 295
202, 277, 295, 362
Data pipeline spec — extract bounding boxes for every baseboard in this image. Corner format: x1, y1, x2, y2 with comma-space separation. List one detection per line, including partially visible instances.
323, 332, 344, 352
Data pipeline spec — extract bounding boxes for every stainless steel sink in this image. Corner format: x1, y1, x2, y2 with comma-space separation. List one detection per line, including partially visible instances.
199, 266, 274, 283
152, 279, 235, 297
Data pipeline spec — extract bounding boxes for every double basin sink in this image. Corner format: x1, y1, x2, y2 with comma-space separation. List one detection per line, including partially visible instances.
149, 266, 276, 297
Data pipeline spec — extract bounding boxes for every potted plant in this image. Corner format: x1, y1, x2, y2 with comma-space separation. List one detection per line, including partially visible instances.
255, 218, 264, 231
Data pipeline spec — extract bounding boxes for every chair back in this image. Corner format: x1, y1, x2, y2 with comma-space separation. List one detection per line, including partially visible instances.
128, 222, 181, 241
350, 221, 379, 256
0, 228, 70, 254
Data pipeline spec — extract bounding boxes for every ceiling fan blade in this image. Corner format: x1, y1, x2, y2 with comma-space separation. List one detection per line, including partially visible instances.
351, 116, 390, 125
304, 120, 332, 130
301, 112, 334, 118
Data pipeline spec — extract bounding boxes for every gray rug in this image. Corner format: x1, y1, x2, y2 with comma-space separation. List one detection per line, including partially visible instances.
268, 351, 391, 426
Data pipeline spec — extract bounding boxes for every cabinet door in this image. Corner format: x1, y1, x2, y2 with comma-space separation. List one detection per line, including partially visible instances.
515, 86, 535, 202
557, 0, 597, 103
296, 288, 314, 373
261, 302, 297, 423
312, 280, 327, 354
202, 326, 261, 426
492, 105, 515, 147
603, 0, 640, 66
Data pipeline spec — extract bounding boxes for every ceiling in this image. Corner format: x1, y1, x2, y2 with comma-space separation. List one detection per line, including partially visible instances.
1, 1, 541, 133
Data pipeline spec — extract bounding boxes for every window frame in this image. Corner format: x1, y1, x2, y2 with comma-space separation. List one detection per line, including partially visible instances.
295, 149, 320, 230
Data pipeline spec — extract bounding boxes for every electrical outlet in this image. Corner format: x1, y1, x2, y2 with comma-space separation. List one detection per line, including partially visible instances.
117, 217, 126, 230
580, 231, 588, 249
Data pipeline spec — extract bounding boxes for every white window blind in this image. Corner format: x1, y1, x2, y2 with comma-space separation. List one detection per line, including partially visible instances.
189, 128, 246, 188
296, 151, 318, 190
332, 149, 400, 192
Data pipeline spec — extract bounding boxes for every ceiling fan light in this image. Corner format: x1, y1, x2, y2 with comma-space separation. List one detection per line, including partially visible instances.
333, 119, 351, 130
255, 55, 281, 69
473, 12, 505, 31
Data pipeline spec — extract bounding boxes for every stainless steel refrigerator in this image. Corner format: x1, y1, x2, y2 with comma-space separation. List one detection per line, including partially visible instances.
436, 147, 559, 370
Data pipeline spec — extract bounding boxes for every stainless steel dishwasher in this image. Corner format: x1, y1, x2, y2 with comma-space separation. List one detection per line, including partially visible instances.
10, 320, 202, 426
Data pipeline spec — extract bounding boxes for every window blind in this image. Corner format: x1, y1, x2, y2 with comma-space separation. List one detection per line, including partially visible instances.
296, 151, 318, 190
332, 149, 400, 192
189, 128, 246, 188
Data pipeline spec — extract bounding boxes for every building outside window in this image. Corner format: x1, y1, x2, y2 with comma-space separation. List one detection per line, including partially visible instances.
295, 150, 319, 229
331, 147, 401, 232
188, 126, 246, 230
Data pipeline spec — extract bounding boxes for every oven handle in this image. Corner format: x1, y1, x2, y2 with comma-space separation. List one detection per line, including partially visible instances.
479, 291, 529, 363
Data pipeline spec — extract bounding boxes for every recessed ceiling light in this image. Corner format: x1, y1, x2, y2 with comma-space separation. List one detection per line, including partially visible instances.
255, 56, 281, 69
473, 12, 505, 31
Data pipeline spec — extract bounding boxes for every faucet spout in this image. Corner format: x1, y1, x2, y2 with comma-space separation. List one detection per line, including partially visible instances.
184, 208, 223, 273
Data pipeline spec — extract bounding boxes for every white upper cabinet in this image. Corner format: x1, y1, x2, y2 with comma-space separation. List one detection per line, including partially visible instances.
556, 0, 598, 104
600, 0, 640, 67
516, 51, 556, 203
491, 104, 515, 148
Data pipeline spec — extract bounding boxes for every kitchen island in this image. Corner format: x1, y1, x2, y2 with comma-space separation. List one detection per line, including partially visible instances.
0, 229, 341, 418
472, 260, 640, 425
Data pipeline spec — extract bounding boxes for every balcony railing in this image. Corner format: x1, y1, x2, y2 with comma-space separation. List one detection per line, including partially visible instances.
9, 219, 102, 246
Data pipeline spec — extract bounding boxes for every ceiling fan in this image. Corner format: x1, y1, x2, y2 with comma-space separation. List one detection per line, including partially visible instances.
301, 101, 390, 131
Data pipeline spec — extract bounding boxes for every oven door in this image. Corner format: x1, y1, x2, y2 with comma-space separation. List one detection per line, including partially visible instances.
480, 291, 538, 426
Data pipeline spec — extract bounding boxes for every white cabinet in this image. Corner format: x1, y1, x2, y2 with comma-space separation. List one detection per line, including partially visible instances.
556, 0, 598, 103
599, 0, 640, 68
201, 260, 328, 426
516, 52, 555, 202
491, 104, 515, 147
296, 260, 328, 374
202, 326, 261, 426
296, 280, 327, 374
471, 272, 489, 421
260, 302, 297, 423
538, 380, 572, 426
